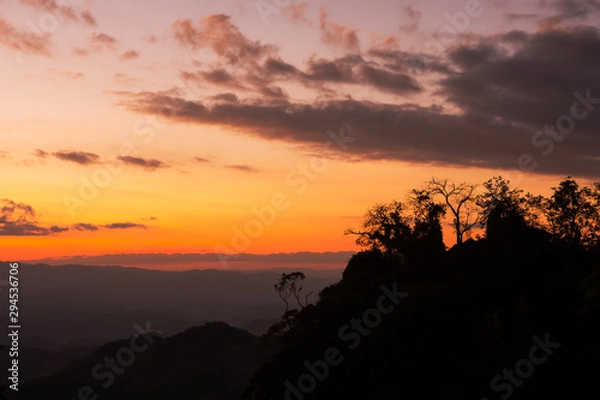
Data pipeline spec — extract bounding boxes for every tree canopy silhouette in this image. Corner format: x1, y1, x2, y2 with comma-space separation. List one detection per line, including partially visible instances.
243, 175, 600, 400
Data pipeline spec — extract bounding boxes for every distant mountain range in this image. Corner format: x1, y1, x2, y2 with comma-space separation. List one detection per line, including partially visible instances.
0, 263, 342, 351
16, 322, 273, 400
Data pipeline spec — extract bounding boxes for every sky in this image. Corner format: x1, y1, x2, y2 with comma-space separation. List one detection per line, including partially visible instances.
1, 0, 599, 269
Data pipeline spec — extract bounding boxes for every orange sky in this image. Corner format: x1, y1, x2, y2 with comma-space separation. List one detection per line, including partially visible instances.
1, 0, 598, 266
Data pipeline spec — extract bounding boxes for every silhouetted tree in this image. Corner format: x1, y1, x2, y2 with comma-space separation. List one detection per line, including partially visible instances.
345, 191, 447, 265
345, 200, 412, 259
476, 176, 530, 239
407, 188, 447, 254
244, 176, 600, 400
426, 177, 479, 245
274, 271, 312, 312
529, 177, 600, 247
265, 272, 313, 346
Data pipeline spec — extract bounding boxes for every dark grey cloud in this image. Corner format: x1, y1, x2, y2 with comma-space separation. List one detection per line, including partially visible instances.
210, 93, 238, 102
117, 17, 600, 179
437, 27, 600, 177
72, 223, 99, 231
53, 151, 100, 165
117, 155, 169, 170
182, 51, 421, 99
0, 199, 68, 236
550, 0, 600, 19
120, 92, 530, 169
102, 222, 147, 230
73, 222, 151, 231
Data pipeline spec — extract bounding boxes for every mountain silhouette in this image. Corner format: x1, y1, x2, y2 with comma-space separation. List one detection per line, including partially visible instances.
17, 322, 272, 400
242, 177, 600, 399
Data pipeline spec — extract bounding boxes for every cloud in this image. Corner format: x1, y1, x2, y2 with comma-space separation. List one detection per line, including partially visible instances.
102, 222, 147, 230
211, 93, 238, 102
73, 222, 151, 231
47, 68, 85, 80
117, 155, 169, 170
0, 199, 68, 236
287, 53, 421, 95
356, 63, 421, 95
117, 15, 600, 178
399, 5, 421, 33
121, 50, 140, 60
91, 32, 117, 47
284, 3, 311, 25
19, 0, 98, 27
504, 13, 539, 21
0, 17, 51, 56
74, 32, 117, 56
34, 149, 49, 158
172, 16, 422, 101
550, 0, 600, 19
72, 223, 99, 231
172, 14, 276, 65
188, 68, 239, 86
118, 76, 598, 179
53, 151, 100, 165
181, 51, 421, 99
318, 7, 360, 51
225, 164, 259, 172
193, 157, 210, 163
80, 10, 97, 26
19, 0, 78, 21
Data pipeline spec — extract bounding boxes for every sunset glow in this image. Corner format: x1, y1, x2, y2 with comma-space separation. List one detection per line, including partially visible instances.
1, 0, 599, 267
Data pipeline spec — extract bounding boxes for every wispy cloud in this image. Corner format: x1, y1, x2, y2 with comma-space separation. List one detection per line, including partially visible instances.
121, 50, 140, 60
19, 0, 79, 22
102, 222, 147, 230
74, 32, 117, 56
33, 149, 49, 159
399, 5, 421, 33
113, 72, 142, 86
80, 10, 97, 26
284, 3, 311, 25
73, 222, 149, 231
171, 14, 276, 65
318, 7, 360, 51
0, 17, 51, 56
117, 155, 169, 170
72, 223, 99, 231
47, 68, 85, 80
225, 164, 260, 173
53, 151, 100, 165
